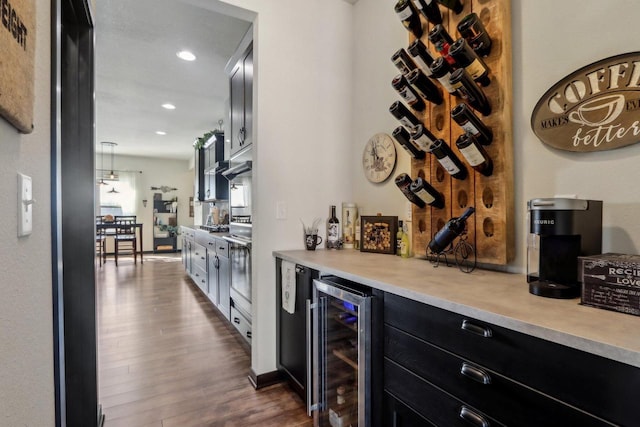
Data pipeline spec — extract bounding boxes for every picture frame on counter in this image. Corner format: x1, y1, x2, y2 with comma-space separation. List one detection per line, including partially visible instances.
360, 216, 398, 255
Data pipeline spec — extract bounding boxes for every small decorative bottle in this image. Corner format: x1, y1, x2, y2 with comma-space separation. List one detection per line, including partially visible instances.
396, 220, 404, 256
326, 205, 341, 249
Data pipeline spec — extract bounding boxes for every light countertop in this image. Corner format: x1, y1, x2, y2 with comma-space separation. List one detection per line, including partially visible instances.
274, 249, 640, 368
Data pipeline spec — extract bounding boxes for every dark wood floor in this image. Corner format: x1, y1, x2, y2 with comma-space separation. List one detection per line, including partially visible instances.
97, 254, 312, 427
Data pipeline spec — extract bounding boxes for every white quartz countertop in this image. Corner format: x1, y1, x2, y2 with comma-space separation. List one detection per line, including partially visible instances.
274, 249, 640, 368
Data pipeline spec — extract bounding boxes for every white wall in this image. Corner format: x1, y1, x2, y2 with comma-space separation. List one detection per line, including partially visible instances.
0, 2, 55, 425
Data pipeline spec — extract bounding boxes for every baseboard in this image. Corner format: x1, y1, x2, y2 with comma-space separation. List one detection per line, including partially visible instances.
248, 368, 282, 390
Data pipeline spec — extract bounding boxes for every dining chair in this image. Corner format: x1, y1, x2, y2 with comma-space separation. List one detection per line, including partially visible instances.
114, 215, 138, 266
95, 216, 106, 267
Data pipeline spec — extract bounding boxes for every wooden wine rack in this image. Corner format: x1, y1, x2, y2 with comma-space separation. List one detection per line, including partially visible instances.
408, 0, 514, 265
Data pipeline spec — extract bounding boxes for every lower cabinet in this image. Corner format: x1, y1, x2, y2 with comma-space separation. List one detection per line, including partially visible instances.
382, 293, 638, 427
206, 237, 230, 320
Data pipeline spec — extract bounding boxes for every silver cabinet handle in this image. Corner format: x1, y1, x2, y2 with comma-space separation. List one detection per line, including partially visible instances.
460, 362, 492, 385
459, 406, 490, 427
306, 300, 313, 416
461, 320, 493, 338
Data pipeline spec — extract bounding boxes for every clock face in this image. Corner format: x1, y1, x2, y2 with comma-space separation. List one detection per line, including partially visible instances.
362, 133, 397, 183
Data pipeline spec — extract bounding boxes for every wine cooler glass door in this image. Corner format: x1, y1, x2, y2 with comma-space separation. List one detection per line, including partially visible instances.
312, 279, 371, 427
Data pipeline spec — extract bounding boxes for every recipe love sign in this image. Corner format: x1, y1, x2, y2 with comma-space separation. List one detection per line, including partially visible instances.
0, 0, 35, 134
531, 52, 640, 152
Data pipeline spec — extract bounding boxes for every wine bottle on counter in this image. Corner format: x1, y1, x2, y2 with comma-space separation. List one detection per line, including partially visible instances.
391, 48, 418, 76
449, 68, 492, 116
394, 0, 423, 39
407, 39, 436, 76
428, 24, 456, 65
428, 139, 468, 180
407, 68, 443, 105
448, 38, 490, 87
410, 177, 445, 209
456, 133, 493, 176
458, 12, 492, 57
436, 0, 464, 14
451, 103, 493, 145
396, 220, 404, 256
412, 0, 442, 24
392, 74, 426, 112
389, 101, 422, 129
392, 126, 426, 159
326, 205, 341, 249
395, 174, 426, 208
410, 124, 437, 151
429, 56, 457, 94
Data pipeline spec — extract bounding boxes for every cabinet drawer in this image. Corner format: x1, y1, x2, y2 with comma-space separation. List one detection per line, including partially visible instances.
215, 239, 229, 258
230, 305, 252, 343
385, 324, 609, 427
190, 264, 207, 293
191, 243, 207, 271
385, 359, 505, 427
384, 293, 638, 426
384, 392, 435, 427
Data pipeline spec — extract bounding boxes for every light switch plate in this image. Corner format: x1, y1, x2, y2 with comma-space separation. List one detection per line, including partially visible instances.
18, 173, 33, 237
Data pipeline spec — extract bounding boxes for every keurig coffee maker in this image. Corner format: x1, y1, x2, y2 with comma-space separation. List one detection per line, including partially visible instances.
527, 198, 602, 298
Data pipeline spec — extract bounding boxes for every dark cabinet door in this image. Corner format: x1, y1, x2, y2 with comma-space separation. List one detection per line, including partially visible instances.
242, 47, 252, 148
384, 392, 436, 427
217, 252, 230, 321
229, 44, 252, 158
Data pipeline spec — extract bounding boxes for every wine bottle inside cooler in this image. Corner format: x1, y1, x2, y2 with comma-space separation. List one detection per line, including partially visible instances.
449, 38, 490, 87
412, 0, 442, 24
410, 177, 445, 209
456, 133, 493, 176
392, 126, 426, 159
389, 101, 422, 130
392, 74, 426, 112
326, 205, 341, 249
428, 138, 468, 180
451, 103, 493, 145
394, 0, 423, 39
395, 174, 426, 208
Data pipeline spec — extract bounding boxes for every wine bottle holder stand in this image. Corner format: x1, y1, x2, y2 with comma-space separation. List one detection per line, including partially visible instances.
426, 232, 477, 273
404, 0, 514, 265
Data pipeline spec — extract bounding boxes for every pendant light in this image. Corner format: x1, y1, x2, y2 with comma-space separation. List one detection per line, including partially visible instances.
97, 142, 108, 185
101, 141, 119, 193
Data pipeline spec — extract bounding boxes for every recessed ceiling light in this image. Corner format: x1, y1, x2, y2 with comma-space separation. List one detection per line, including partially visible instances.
176, 50, 196, 61
162, 103, 176, 110
156, 131, 167, 135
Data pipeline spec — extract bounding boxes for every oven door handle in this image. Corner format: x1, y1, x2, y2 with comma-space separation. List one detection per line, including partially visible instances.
222, 236, 252, 248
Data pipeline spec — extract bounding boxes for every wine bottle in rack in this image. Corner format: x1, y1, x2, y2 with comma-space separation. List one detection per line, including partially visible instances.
412, 0, 442, 25
449, 68, 492, 116
455, 133, 493, 176
428, 138, 468, 180
395, 174, 426, 208
394, 0, 423, 39
428, 24, 456, 65
389, 101, 422, 130
392, 126, 426, 159
410, 177, 445, 209
392, 74, 426, 112
457, 12, 492, 57
407, 69, 443, 105
451, 103, 493, 145
410, 124, 438, 151
436, 0, 464, 14
448, 38, 490, 87
429, 56, 457, 94
407, 39, 436, 76
391, 48, 418, 76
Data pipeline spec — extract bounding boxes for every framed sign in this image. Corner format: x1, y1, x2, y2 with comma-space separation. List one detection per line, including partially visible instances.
531, 52, 640, 152
0, 0, 36, 133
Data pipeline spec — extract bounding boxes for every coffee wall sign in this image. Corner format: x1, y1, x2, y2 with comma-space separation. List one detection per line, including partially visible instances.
531, 52, 640, 152
0, 0, 36, 133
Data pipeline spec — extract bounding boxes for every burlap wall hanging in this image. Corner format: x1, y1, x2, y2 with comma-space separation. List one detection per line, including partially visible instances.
0, 0, 36, 134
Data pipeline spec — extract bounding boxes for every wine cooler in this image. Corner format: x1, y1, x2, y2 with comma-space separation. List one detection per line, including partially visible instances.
309, 276, 372, 427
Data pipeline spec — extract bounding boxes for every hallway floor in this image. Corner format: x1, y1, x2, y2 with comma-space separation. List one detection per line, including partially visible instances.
97, 254, 312, 426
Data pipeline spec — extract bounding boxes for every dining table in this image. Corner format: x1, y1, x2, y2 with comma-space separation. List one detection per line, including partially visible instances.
96, 222, 144, 264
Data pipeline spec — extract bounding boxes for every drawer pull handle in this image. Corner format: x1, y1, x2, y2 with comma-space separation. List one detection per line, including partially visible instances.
461, 320, 493, 338
233, 317, 240, 324
460, 362, 492, 385
459, 406, 490, 427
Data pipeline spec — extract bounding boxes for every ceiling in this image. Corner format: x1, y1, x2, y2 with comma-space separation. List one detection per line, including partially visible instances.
94, 0, 251, 161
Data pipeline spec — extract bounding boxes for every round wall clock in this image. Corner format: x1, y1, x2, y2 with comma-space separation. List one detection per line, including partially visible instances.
362, 132, 397, 183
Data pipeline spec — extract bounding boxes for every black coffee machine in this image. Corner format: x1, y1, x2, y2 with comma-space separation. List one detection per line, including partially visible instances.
527, 198, 602, 298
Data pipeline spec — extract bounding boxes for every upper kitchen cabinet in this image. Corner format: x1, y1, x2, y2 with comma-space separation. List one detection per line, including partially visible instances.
195, 132, 229, 202
228, 41, 253, 159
